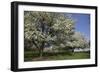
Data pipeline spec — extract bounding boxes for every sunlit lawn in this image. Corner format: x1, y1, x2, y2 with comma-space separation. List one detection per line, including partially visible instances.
24, 50, 90, 62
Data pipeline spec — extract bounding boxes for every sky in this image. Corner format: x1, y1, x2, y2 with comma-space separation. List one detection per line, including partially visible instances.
69, 13, 90, 40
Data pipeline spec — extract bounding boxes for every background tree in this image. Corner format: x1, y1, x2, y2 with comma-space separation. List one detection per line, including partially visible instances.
69, 32, 90, 52
24, 11, 75, 57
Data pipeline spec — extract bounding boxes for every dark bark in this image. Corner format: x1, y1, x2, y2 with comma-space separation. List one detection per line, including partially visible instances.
39, 18, 45, 57
72, 49, 74, 53
32, 39, 39, 49
39, 42, 45, 57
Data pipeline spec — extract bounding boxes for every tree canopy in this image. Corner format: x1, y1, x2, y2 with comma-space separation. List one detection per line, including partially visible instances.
24, 11, 90, 57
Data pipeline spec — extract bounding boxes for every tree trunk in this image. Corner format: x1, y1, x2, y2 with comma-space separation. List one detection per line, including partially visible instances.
39, 17, 45, 58
39, 42, 45, 58
72, 49, 74, 53
71, 48, 74, 55
39, 48, 44, 58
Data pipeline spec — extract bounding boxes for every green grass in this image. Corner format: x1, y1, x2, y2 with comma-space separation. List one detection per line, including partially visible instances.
24, 51, 90, 62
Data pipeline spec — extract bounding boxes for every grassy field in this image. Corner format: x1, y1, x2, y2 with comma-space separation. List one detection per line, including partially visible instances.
24, 50, 90, 62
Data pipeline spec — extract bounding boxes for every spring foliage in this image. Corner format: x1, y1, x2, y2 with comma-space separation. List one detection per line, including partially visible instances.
24, 11, 89, 56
